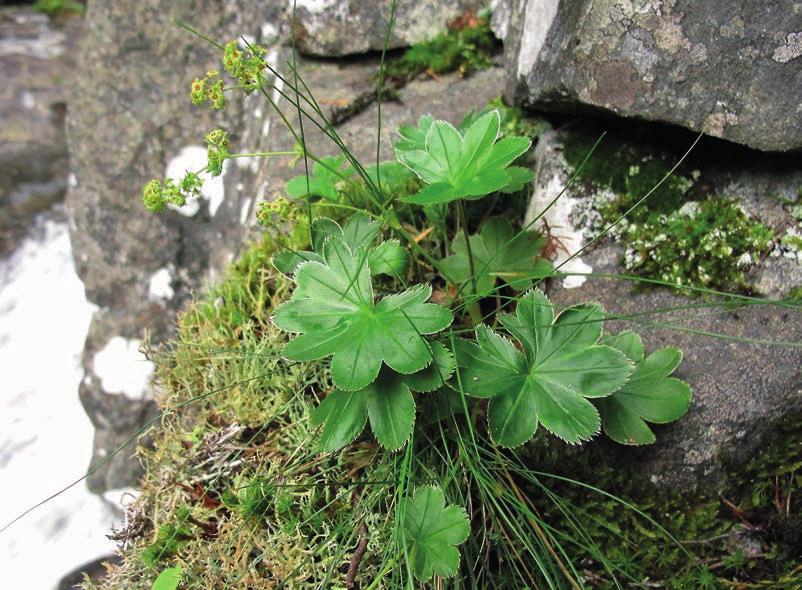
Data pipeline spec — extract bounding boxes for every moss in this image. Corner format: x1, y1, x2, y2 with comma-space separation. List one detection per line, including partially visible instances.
32, 0, 84, 17
517, 416, 802, 589
561, 127, 693, 220
561, 129, 776, 293
621, 197, 774, 292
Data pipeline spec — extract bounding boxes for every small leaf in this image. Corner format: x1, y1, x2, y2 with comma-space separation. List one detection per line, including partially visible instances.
151, 567, 183, 590
286, 156, 352, 201
400, 486, 470, 581
594, 332, 692, 445
440, 217, 551, 297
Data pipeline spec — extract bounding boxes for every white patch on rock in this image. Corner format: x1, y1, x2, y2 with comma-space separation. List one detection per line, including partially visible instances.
261, 22, 277, 40
68, 173, 77, 188
517, 0, 560, 77
92, 337, 154, 400
240, 197, 252, 225
147, 268, 174, 301
772, 31, 802, 63
20, 91, 35, 109
267, 49, 283, 104
525, 130, 593, 289
295, 0, 340, 13
0, 24, 65, 59
235, 156, 254, 170
165, 145, 227, 217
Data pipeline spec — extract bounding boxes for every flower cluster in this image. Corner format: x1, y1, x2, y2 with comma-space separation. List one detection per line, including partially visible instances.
190, 70, 225, 110
256, 196, 296, 226
205, 129, 229, 176
141, 173, 203, 213
222, 41, 267, 93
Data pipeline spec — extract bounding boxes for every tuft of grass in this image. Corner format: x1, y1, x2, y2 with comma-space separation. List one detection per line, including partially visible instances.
32, 0, 84, 17
384, 13, 499, 81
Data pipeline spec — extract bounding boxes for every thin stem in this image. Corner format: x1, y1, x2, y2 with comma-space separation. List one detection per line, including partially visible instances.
375, 0, 398, 195
227, 151, 298, 159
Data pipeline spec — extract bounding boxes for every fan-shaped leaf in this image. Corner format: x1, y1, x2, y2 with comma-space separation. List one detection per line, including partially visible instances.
399, 486, 470, 581
456, 289, 633, 446
439, 217, 551, 297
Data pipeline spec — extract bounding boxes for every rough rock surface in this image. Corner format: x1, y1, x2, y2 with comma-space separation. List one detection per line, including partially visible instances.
527, 130, 802, 489
0, 8, 81, 256
495, 0, 802, 152
293, 0, 484, 56
547, 245, 802, 490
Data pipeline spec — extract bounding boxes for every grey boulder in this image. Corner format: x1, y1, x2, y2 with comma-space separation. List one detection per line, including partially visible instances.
496, 0, 802, 152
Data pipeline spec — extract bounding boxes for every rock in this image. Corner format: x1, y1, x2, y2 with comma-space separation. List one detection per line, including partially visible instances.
498, 0, 802, 152
66, 0, 287, 492
0, 8, 81, 256
546, 244, 802, 490
525, 129, 802, 490
293, 0, 484, 57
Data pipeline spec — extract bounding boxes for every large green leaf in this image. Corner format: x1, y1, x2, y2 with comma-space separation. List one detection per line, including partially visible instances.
399, 486, 470, 581
310, 348, 454, 451
593, 332, 692, 445
455, 289, 633, 446
274, 235, 452, 391
397, 110, 533, 205
273, 237, 452, 391
286, 155, 351, 201
439, 217, 551, 297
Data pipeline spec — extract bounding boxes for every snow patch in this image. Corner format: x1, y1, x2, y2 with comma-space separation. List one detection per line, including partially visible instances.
0, 219, 117, 589
93, 337, 154, 400
148, 267, 174, 301
102, 487, 140, 511
165, 145, 227, 217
